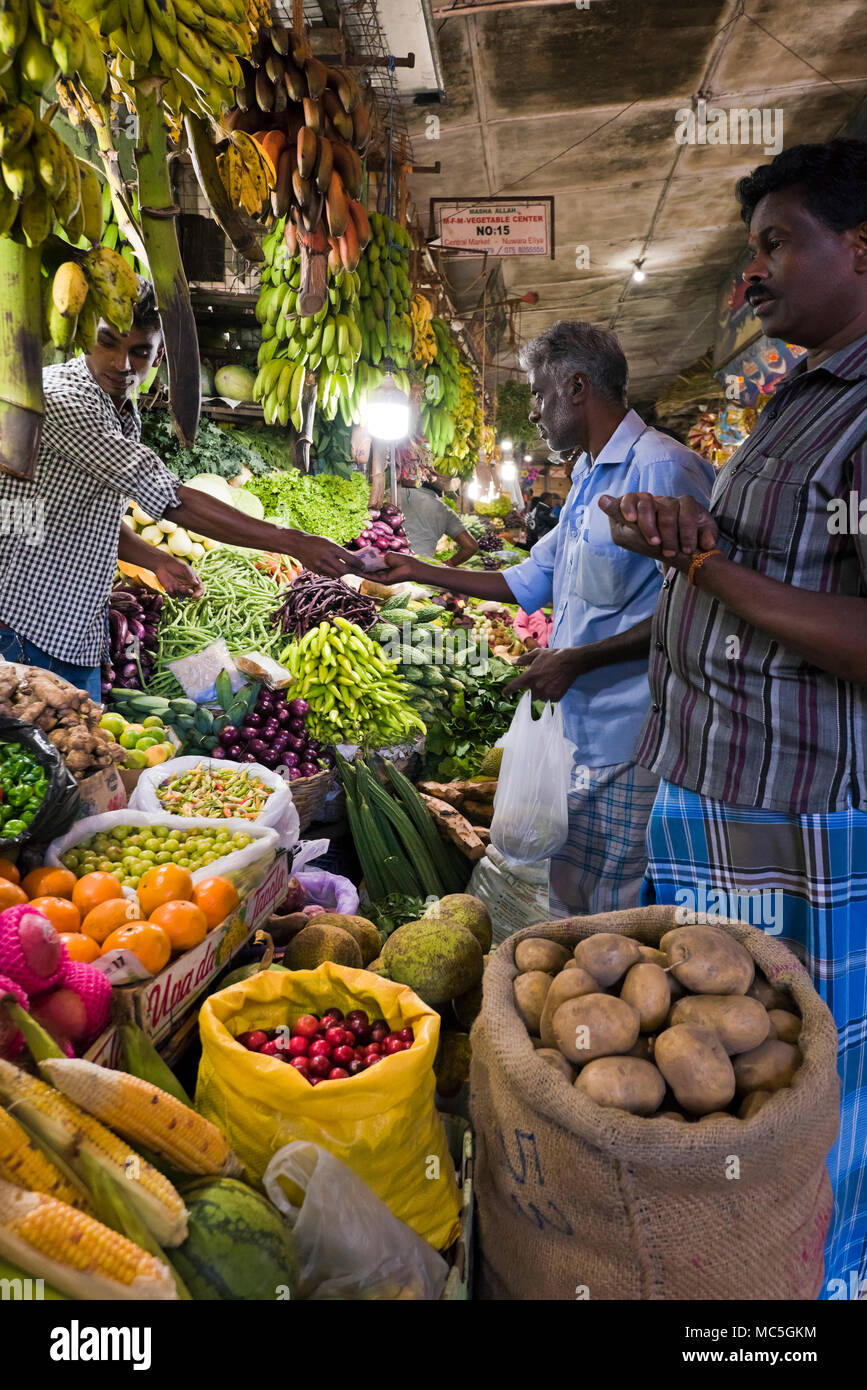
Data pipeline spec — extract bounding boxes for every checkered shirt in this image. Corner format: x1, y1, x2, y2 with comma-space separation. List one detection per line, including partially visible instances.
0, 356, 180, 665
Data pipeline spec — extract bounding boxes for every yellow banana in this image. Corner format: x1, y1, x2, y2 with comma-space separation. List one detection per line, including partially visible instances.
31, 121, 67, 202
127, 9, 153, 63
52, 260, 90, 316
83, 245, 139, 332
124, 0, 146, 31
145, 0, 176, 38
151, 16, 178, 64
0, 143, 35, 201
74, 295, 98, 353
0, 101, 34, 158
78, 19, 108, 96
0, 0, 28, 58
48, 300, 78, 348
177, 17, 211, 64
0, 176, 16, 234
53, 140, 81, 223
19, 185, 52, 246
77, 161, 104, 242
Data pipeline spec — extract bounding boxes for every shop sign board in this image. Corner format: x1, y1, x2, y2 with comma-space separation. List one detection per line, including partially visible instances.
430, 198, 555, 257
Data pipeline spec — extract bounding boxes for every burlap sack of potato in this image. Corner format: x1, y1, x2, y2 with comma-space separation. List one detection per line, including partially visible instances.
470, 906, 839, 1301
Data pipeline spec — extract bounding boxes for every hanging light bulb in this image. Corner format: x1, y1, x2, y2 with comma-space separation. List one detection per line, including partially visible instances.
500, 459, 516, 481
365, 371, 410, 441
467, 477, 480, 499
523, 454, 532, 463
632, 259, 646, 283
500, 437, 513, 451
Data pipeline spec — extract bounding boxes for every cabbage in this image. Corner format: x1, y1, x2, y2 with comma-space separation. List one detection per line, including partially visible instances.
230, 487, 265, 520
184, 473, 236, 506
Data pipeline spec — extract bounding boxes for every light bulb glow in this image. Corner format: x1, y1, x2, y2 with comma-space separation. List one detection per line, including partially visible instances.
500, 438, 513, 451
632, 266, 646, 283
467, 479, 480, 499
500, 460, 516, 481
364, 373, 410, 440
523, 454, 532, 462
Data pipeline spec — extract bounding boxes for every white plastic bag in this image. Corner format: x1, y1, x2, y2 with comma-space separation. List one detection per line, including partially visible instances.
46, 809, 279, 898
128, 756, 300, 849
166, 640, 245, 702
263, 1142, 448, 1300
489, 692, 572, 866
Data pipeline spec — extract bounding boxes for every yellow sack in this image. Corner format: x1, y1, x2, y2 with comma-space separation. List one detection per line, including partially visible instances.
196, 963, 461, 1251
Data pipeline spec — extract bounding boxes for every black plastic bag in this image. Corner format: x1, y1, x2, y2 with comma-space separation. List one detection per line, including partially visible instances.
0, 718, 80, 851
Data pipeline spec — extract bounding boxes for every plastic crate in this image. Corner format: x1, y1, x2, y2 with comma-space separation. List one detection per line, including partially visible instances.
440, 1115, 474, 1300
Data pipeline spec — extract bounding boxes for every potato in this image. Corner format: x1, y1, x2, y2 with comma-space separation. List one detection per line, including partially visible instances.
654, 1024, 737, 1115
767, 1008, 802, 1044
539, 967, 599, 1047
620, 962, 670, 1033
515, 938, 571, 975
553, 993, 640, 1065
746, 973, 791, 1012
698, 1111, 735, 1122
575, 1056, 665, 1116
732, 1039, 800, 1094
535, 1048, 576, 1082
637, 945, 668, 967
513, 971, 552, 1034
627, 1035, 655, 1062
738, 1089, 774, 1119
661, 925, 754, 996
651, 1111, 689, 1123
668, 994, 771, 1055
562, 959, 579, 971
573, 933, 641, 987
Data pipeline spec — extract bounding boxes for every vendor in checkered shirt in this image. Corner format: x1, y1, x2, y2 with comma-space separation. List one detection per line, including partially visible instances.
602, 139, 867, 1294
0, 282, 360, 700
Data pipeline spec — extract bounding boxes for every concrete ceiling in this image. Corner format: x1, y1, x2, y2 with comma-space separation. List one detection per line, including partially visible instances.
402, 0, 867, 409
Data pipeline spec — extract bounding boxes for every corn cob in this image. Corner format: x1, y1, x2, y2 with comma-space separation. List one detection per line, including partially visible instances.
0, 1059, 187, 1247
0, 1177, 177, 1301
41, 1058, 241, 1178
0, 1104, 90, 1211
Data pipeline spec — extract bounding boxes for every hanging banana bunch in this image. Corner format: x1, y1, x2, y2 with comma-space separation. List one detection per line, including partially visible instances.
411, 292, 436, 365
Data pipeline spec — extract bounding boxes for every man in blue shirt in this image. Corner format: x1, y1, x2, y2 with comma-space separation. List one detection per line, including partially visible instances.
385, 321, 714, 915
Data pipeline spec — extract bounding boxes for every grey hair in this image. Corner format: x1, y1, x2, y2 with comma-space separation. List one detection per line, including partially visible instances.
519, 320, 629, 406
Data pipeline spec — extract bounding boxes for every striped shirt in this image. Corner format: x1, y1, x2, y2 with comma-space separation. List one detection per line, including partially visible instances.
0, 356, 180, 665
637, 331, 867, 814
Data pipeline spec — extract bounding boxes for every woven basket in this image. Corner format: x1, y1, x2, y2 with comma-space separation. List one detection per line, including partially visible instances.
288, 769, 331, 831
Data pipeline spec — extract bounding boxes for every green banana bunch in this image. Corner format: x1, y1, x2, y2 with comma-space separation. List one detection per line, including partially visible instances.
254, 214, 364, 428
0, 102, 105, 253
355, 210, 413, 371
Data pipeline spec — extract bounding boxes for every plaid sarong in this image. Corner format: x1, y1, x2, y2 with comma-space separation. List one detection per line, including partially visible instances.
548, 759, 659, 917
642, 778, 867, 1297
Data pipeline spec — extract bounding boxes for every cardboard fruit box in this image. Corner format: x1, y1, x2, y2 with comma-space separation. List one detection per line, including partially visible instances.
105, 851, 289, 1046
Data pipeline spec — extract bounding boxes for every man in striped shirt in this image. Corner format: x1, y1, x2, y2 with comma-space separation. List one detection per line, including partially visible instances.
601, 139, 867, 1295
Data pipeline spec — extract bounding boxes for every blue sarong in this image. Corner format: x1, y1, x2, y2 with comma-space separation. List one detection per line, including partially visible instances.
642, 778, 867, 1299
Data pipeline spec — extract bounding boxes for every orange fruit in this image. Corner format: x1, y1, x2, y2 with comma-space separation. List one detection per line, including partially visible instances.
58, 932, 100, 964
191, 876, 240, 931
80, 897, 140, 945
148, 900, 208, 953
0, 858, 20, 885
0, 880, 27, 911
137, 864, 193, 918
71, 872, 124, 917
28, 896, 81, 934
20, 866, 77, 901
101, 921, 171, 975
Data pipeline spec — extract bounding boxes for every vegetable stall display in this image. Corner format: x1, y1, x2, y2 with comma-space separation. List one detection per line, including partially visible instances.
0, 743, 48, 840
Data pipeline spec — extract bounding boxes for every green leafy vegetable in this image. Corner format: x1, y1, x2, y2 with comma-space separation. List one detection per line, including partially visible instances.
139, 411, 271, 481
243, 470, 370, 545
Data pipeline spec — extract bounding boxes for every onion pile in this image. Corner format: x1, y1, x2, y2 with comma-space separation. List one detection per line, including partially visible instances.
213, 689, 332, 780
104, 586, 164, 699
348, 503, 411, 556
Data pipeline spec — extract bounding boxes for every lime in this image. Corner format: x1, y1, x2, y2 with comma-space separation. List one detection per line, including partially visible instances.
100, 713, 126, 737
119, 729, 140, 750
135, 737, 159, 752
124, 750, 149, 770
141, 716, 165, 729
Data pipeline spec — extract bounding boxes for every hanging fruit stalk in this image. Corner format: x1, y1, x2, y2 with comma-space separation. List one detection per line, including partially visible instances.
133, 79, 200, 448
72, 84, 148, 267
0, 239, 44, 479
295, 373, 319, 471
184, 115, 263, 265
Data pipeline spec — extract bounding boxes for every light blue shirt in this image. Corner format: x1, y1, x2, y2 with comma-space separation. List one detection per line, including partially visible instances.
503, 410, 715, 766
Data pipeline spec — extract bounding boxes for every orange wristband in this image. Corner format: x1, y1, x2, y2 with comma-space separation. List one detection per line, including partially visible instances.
687, 549, 722, 585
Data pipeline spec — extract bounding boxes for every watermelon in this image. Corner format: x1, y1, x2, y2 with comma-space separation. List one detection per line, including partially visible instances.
214, 365, 256, 403
171, 1179, 299, 1301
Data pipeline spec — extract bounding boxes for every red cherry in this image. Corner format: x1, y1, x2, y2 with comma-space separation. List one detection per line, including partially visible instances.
309, 1039, 332, 1058
340, 1029, 357, 1048
289, 1056, 310, 1074
308, 1054, 332, 1078
345, 1009, 369, 1027
260, 1040, 279, 1056
309, 1076, 322, 1086
384, 1036, 405, 1054
237, 1030, 268, 1051
398, 1028, 414, 1044
364, 1042, 383, 1058
322, 1009, 344, 1024
325, 1026, 345, 1047
370, 1023, 389, 1043
332, 1044, 354, 1065
328, 1067, 350, 1080
348, 1059, 367, 1075
288, 1036, 309, 1057
293, 1015, 320, 1039
365, 1054, 382, 1066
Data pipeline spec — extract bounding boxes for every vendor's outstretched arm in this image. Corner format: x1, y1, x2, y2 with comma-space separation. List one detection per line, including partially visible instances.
384, 552, 513, 602
118, 522, 204, 597
164, 487, 361, 578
